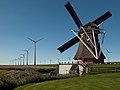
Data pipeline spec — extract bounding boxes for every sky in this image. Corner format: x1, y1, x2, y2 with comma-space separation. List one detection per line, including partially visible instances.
0, 0, 120, 65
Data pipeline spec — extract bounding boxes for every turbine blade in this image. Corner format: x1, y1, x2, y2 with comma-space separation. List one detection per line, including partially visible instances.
107, 49, 112, 53
27, 37, 35, 43
22, 50, 26, 52
36, 38, 44, 43
28, 47, 31, 51
65, 1, 83, 29
28, 52, 30, 57
106, 48, 110, 53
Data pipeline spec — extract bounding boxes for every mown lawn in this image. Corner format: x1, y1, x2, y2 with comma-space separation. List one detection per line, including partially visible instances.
14, 73, 120, 90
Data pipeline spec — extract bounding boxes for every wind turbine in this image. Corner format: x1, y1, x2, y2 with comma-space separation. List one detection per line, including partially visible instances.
106, 49, 112, 63
23, 48, 31, 65
68, 57, 71, 64
20, 54, 25, 65
50, 59, 52, 64
10, 59, 14, 65
19, 55, 22, 65
27, 37, 43, 65
57, 58, 60, 64
14, 58, 17, 65
9, 60, 12, 65
17, 57, 20, 65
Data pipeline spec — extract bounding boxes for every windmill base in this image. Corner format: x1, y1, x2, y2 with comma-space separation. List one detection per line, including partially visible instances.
50, 60, 91, 76
58, 64, 84, 75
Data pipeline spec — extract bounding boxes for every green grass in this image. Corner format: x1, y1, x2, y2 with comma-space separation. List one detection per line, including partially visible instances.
88, 64, 120, 73
88, 64, 120, 67
14, 73, 120, 90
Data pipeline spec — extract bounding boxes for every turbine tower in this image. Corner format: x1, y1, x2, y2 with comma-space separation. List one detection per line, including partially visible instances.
27, 37, 43, 65
20, 54, 25, 65
106, 49, 112, 63
23, 48, 31, 65
19, 55, 22, 65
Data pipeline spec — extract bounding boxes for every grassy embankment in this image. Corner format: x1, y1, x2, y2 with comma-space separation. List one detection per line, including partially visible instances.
14, 72, 120, 90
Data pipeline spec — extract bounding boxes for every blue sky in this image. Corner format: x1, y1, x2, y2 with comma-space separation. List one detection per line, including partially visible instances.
0, 0, 120, 65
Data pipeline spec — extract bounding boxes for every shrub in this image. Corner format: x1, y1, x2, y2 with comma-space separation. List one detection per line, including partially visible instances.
0, 69, 75, 90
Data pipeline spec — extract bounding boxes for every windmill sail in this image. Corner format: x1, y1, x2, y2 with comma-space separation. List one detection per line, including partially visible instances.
65, 1, 83, 29
92, 11, 112, 25
57, 36, 79, 53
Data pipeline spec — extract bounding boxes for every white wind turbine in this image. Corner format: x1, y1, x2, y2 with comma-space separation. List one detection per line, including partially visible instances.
27, 37, 43, 65
20, 54, 25, 65
23, 48, 31, 65
106, 49, 112, 63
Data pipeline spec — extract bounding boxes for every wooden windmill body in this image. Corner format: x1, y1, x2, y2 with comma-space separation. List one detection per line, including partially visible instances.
57, 2, 112, 64
73, 23, 106, 64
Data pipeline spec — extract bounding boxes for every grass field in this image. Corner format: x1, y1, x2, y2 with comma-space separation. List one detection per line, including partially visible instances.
88, 64, 120, 67
0, 64, 57, 69
14, 73, 120, 90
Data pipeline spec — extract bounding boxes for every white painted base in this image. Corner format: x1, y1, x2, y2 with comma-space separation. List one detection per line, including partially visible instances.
58, 64, 84, 75
78, 64, 84, 75
58, 65, 72, 74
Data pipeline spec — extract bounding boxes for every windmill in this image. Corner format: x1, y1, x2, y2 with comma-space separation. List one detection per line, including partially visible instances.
27, 37, 43, 65
23, 48, 31, 65
57, 1, 112, 64
106, 49, 112, 63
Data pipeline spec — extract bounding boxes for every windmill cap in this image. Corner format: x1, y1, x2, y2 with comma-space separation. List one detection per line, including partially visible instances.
78, 22, 100, 34
84, 22, 99, 28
